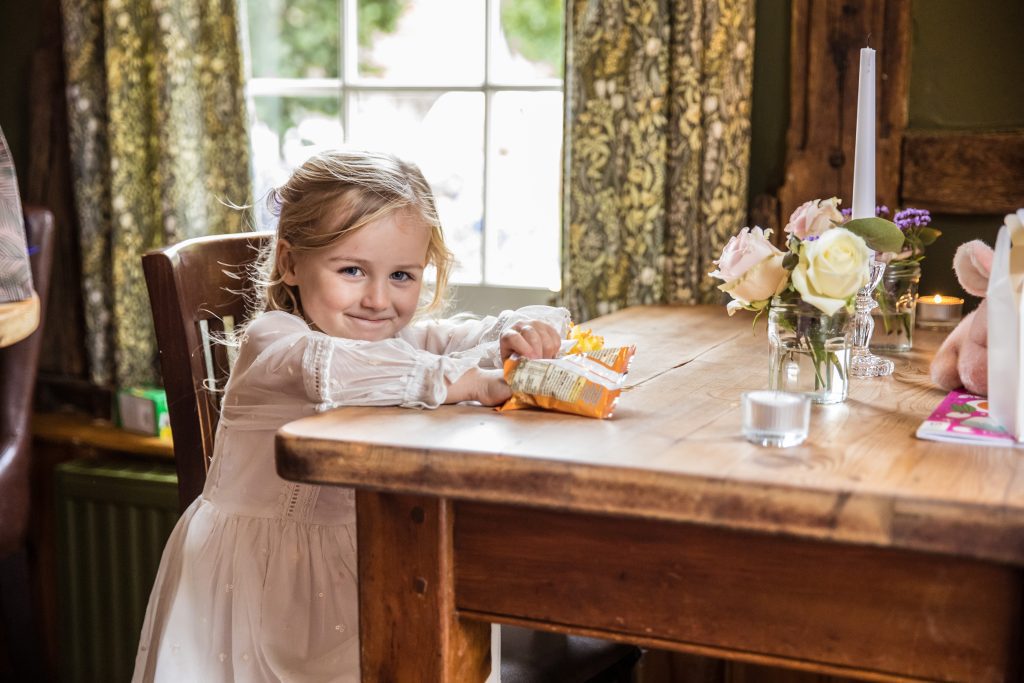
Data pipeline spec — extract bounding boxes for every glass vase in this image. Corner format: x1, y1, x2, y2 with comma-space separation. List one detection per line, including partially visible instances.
870, 261, 921, 352
767, 298, 852, 405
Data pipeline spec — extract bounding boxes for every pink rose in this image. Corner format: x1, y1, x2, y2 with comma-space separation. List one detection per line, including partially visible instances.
784, 197, 844, 240
710, 227, 789, 314
711, 227, 780, 281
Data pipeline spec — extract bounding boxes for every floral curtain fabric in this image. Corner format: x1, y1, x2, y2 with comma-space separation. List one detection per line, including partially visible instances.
61, 0, 251, 387
562, 0, 755, 320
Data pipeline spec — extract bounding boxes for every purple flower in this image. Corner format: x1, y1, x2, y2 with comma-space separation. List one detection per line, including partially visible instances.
894, 207, 931, 231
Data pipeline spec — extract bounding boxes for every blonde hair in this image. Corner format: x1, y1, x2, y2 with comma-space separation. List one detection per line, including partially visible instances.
252, 150, 454, 319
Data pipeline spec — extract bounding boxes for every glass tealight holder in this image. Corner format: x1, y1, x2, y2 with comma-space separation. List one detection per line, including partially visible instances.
741, 390, 811, 448
915, 295, 964, 331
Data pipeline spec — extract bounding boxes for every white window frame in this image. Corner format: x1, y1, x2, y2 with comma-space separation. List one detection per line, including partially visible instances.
247, 0, 564, 312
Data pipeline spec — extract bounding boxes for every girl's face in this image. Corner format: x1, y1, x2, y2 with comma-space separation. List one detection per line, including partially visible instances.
279, 210, 430, 341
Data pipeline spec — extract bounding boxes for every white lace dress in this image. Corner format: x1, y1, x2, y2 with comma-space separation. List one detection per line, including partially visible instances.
132, 305, 571, 683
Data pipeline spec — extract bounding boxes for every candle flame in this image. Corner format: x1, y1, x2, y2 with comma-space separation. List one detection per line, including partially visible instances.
933, 294, 942, 303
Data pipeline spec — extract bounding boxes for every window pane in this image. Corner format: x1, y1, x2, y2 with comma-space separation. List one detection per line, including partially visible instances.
247, 0, 340, 79
485, 91, 562, 288
356, 0, 484, 84
251, 94, 343, 229
348, 91, 485, 283
491, 0, 564, 83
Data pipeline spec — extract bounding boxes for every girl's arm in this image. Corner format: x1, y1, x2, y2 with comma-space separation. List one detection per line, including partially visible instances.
401, 304, 572, 363
229, 311, 507, 411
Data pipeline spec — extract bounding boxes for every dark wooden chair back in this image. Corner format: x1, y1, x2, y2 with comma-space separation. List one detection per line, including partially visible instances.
0, 206, 55, 556
0, 207, 55, 682
142, 232, 271, 511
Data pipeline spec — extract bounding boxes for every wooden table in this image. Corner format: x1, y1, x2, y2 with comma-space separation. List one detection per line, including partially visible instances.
276, 305, 1024, 683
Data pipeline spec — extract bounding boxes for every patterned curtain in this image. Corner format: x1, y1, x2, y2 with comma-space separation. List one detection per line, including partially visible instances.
562, 0, 755, 320
61, 0, 252, 387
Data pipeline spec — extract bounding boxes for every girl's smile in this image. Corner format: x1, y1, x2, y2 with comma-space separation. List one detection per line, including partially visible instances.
278, 209, 431, 341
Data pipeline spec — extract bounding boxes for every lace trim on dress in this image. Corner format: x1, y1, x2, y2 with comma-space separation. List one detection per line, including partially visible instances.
402, 356, 444, 408
483, 311, 513, 344
302, 335, 335, 411
401, 355, 482, 408
278, 482, 320, 522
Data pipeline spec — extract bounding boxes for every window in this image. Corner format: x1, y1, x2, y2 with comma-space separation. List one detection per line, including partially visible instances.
245, 0, 564, 292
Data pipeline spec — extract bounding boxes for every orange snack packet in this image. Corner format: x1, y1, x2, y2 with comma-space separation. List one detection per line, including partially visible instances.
497, 346, 636, 419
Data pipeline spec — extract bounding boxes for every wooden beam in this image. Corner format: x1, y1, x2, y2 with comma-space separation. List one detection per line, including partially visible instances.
455, 502, 1020, 683
901, 130, 1024, 214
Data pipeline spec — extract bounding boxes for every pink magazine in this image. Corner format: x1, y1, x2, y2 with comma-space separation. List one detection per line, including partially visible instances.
916, 390, 1021, 447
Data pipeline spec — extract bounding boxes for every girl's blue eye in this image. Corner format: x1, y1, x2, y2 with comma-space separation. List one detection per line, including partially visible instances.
391, 271, 414, 282
338, 266, 362, 277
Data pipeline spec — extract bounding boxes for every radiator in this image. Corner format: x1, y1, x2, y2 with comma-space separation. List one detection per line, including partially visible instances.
55, 458, 179, 683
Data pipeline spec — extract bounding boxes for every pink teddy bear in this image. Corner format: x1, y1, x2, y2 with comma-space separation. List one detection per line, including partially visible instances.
931, 240, 992, 395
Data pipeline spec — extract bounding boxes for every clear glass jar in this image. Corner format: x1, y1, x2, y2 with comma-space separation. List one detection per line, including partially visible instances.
768, 298, 852, 404
870, 261, 921, 352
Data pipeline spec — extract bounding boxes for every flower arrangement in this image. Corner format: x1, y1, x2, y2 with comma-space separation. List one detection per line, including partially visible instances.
711, 198, 905, 317
711, 199, 905, 399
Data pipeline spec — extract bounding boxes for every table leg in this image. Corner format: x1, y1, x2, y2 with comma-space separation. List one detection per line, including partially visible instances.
356, 491, 491, 682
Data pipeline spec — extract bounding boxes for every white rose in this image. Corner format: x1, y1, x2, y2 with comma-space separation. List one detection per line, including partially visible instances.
710, 227, 789, 314
791, 227, 870, 315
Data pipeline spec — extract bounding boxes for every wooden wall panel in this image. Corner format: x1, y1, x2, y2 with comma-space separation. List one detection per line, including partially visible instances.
778, 0, 911, 227
902, 130, 1024, 214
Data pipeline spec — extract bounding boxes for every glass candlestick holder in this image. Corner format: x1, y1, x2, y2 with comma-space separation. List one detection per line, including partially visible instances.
850, 259, 895, 377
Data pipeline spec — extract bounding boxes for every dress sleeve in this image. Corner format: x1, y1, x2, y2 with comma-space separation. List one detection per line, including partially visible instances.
228, 311, 480, 411
400, 305, 572, 368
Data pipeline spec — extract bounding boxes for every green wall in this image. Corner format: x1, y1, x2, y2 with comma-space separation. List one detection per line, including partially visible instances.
910, 0, 1024, 308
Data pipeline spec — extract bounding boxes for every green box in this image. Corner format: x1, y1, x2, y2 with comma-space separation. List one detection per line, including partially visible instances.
115, 386, 171, 439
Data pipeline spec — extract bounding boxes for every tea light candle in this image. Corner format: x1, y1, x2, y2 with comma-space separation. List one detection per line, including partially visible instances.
916, 294, 964, 329
741, 391, 811, 448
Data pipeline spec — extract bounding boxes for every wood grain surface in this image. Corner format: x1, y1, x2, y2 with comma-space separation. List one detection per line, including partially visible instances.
277, 305, 1024, 566
902, 130, 1024, 215
356, 492, 491, 682
454, 502, 1019, 683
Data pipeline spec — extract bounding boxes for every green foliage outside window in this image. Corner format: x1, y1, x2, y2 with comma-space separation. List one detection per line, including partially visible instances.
501, 0, 564, 76
249, 0, 564, 147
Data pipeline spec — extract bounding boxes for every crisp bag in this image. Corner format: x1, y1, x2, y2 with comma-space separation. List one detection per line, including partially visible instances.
987, 213, 1024, 440
498, 346, 636, 419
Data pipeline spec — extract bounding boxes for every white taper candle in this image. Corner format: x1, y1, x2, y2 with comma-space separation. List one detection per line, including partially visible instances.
851, 47, 876, 220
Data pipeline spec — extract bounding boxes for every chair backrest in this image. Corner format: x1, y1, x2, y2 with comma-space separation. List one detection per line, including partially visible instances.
0, 206, 55, 556
142, 232, 271, 511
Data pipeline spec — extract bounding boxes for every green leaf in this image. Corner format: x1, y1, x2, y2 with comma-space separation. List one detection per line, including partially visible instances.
781, 251, 799, 270
843, 217, 906, 254
917, 227, 942, 246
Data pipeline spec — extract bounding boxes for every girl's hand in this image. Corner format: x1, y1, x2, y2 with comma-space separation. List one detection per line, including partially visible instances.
500, 320, 561, 361
445, 368, 512, 406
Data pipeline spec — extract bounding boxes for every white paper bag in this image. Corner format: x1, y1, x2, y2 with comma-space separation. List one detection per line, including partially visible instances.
987, 210, 1024, 440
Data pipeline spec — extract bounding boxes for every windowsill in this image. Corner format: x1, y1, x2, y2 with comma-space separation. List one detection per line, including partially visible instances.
447, 283, 560, 316
32, 412, 174, 460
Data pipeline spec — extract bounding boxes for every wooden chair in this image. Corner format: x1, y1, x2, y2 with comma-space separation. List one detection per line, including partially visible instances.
142, 232, 641, 682
0, 207, 55, 682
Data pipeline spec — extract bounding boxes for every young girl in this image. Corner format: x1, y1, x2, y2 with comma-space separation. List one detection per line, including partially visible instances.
133, 150, 569, 682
